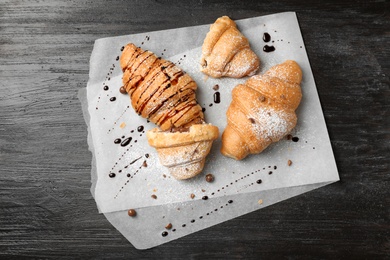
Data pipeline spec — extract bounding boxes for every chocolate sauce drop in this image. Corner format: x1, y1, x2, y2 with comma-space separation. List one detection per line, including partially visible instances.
120, 46, 124, 51
263, 32, 271, 42
213, 92, 221, 104
114, 138, 121, 144
292, 137, 299, 142
202, 196, 208, 200
162, 231, 168, 237
116, 56, 119, 61
110, 97, 116, 102
109, 173, 116, 178
103, 85, 109, 91
137, 125, 144, 132
120, 137, 132, 147
256, 179, 262, 184
263, 45, 275, 52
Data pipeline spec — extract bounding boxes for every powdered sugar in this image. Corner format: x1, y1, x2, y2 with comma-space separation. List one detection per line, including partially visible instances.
201, 16, 259, 78
250, 106, 294, 142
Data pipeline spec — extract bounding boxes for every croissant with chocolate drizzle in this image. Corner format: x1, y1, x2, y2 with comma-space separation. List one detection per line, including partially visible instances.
120, 43, 219, 179
200, 16, 260, 78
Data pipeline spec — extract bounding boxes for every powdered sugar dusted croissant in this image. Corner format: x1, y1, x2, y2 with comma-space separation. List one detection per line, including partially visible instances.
200, 16, 260, 78
147, 124, 219, 180
120, 44, 219, 179
221, 60, 302, 160
120, 43, 204, 131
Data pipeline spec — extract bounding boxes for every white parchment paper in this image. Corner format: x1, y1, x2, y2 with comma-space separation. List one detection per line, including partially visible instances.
80, 12, 339, 249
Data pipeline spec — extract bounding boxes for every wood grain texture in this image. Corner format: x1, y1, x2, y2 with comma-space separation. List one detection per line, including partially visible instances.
0, 0, 389, 258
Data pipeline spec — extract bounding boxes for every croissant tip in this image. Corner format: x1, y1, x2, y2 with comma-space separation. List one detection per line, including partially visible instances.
168, 159, 205, 180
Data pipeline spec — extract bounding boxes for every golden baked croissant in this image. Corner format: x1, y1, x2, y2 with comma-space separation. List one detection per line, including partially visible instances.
147, 124, 219, 180
120, 43, 204, 131
221, 60, 302, 160
120, 43, 219, 179
200, 16, 260, 78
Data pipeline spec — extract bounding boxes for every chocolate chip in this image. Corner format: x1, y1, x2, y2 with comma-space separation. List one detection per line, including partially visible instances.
190, 193, 195, 199
127, 209, 136, 217
259, 96, 266, 102
165, 223, 172, 230
205, 173, 214, 182
249, 118, 256, 124
288, 160, 292, 166
151, 194, 157, 199
213, 84, 219, 91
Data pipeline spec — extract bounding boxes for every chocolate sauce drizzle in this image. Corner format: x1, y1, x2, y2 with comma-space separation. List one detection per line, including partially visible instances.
161, 199, 235, 237
107, 105, 131, 134
161, 165, 280, 238
174, 54, 187, 65
114, 154, 150, 199
96, 59, 117, 110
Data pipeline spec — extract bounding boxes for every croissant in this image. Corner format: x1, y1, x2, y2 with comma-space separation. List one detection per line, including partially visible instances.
147, 124, 219, 180
200, 16, 260, 78
221, 60, 302, 160
120, 43, 219, 179
120, 43, 204, 131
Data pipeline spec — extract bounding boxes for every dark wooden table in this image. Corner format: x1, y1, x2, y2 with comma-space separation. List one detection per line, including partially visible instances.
1, 0, 389, 258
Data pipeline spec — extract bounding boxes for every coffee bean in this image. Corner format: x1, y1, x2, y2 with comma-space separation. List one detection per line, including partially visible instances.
205, 173, 214, 182
119, 86, 127, 94
127, 209, 136, 217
